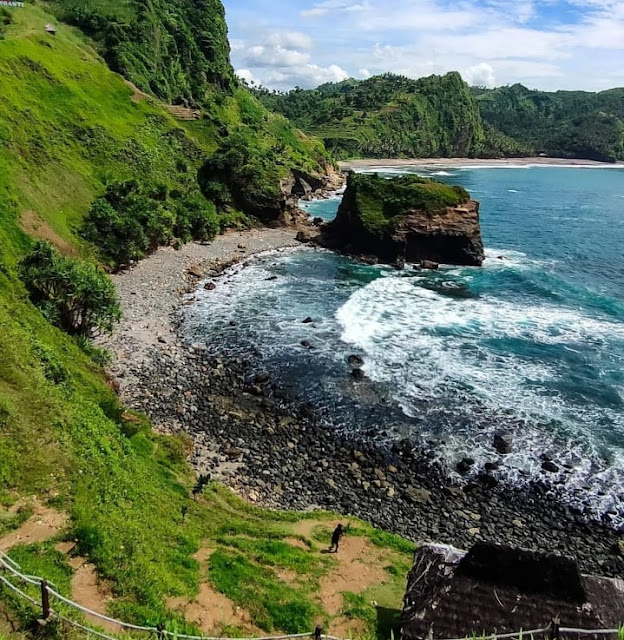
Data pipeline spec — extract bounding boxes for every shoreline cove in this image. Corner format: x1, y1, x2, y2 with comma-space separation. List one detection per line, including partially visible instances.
340, 157, 623, 170
103, 226, 624, 579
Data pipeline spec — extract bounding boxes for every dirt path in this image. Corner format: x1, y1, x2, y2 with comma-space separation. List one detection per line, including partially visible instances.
167, 547, 261, 635
0, 502, 68, 551
69, 558, 121, 634
292, 519, 391, 636
319, 536, 388, 616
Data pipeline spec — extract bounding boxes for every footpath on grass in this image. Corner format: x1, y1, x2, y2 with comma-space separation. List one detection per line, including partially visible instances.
0, 500, 412, 639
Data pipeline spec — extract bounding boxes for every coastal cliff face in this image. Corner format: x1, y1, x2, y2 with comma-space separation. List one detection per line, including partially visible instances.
325, 173, 485, 266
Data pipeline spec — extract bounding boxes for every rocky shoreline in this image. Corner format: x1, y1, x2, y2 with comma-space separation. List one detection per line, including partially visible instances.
104, 228, 624, 579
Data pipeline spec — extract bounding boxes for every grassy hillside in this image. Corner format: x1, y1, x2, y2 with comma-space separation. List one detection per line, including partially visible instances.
255, 72, 509, 159
473, 84, 624, 162
0, 3, 329, 267
0, 3, 411, 638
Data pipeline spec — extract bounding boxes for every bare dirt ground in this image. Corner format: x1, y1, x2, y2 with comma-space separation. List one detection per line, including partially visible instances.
293, 520, 392, 636
19, 210, 76, 256
0, 501, 68, 552
167, 547, 262, 635
69, 559, 121, 634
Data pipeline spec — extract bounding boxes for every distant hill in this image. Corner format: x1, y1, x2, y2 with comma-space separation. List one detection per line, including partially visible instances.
255, 72, 494, 159
255, 73, 624, 162
473, 84, 624, 162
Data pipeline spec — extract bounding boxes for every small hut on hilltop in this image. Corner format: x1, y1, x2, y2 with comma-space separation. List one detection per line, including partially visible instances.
401, 542, 624, 640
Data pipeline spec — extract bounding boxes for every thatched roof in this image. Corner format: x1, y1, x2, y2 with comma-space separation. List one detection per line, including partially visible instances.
401, 542, 624, 640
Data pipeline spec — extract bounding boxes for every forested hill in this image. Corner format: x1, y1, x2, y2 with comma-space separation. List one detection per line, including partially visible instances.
255, 72, 492, 159
255, 73, 624, 162
473, 84, 624, 162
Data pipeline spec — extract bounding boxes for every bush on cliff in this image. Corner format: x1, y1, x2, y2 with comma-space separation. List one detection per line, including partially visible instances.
81, 181, 220, 266
19, 241, 121, 337
0, 8, 11, 37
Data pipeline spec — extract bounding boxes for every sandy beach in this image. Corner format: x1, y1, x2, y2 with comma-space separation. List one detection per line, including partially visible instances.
340, 157, 620, 170
102, 227, 300, 386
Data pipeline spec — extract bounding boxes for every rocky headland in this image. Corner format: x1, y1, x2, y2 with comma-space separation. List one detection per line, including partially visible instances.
103, 229, 624, 580
315, 172, 485, 267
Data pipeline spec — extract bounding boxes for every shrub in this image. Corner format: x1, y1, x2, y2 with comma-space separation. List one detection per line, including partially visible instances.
19, 241, 121, 337
173, 191, 220, 242
81, 181, 220, 266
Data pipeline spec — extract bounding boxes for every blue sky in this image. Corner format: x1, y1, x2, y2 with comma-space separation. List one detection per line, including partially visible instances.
222, 0, 624, 91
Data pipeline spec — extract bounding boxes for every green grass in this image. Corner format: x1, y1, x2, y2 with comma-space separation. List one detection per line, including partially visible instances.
209, 549, 320, 633
0, 5, 198, 254
344, 172, 470, 236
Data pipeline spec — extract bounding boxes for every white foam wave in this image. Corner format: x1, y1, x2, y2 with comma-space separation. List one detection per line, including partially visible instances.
430, 170, 452, 176
507, 189, 519, 193
335, 273, 624, 519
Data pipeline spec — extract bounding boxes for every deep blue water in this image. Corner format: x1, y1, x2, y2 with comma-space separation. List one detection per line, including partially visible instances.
185, 165, 624, 522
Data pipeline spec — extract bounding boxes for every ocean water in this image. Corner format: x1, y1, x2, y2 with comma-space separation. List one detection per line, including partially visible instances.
184, 166, 624, 524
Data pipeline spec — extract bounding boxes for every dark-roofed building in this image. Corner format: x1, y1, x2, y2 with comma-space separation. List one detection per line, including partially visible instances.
401, 542, 624, 640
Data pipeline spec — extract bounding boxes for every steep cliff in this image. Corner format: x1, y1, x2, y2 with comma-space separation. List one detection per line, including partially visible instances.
54, 0, 236, 105
325, 173, 485, 266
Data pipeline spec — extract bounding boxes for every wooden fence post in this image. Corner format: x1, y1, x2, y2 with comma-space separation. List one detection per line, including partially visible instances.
40, 579, 50, 620
548, 616, 560, 640
314, 624, 323, 640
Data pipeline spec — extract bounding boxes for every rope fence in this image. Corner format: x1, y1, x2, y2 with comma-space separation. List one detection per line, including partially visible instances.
1, 550, 622, 640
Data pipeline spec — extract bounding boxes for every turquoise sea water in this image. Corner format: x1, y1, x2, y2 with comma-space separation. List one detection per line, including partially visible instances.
186, 165, 624, 523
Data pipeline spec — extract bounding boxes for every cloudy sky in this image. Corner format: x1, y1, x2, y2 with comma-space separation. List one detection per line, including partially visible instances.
223, 0, 624, 92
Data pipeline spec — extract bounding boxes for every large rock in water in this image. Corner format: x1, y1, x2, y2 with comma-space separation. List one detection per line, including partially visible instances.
323, 172, 485, 266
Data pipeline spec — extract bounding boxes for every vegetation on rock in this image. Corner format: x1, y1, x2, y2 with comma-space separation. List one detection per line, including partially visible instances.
327, 173, 484, 266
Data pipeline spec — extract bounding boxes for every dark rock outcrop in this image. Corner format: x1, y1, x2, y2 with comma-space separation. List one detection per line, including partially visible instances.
318, 172, 485, 266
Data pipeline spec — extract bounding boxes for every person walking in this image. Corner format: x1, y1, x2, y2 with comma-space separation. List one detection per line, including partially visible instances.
329, 524, 344, 553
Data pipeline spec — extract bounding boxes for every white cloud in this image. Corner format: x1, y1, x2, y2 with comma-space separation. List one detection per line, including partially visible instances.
301, 1, 367, 18
236, 68, 257, 85
225, 0, 624, 91
463, 63, 496, 87
244, 45, 311, 68
264, 31, 314, 50
257, 64, 349, 88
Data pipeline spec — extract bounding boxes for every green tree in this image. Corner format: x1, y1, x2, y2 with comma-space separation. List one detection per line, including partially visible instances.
19, 242, 121, 337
